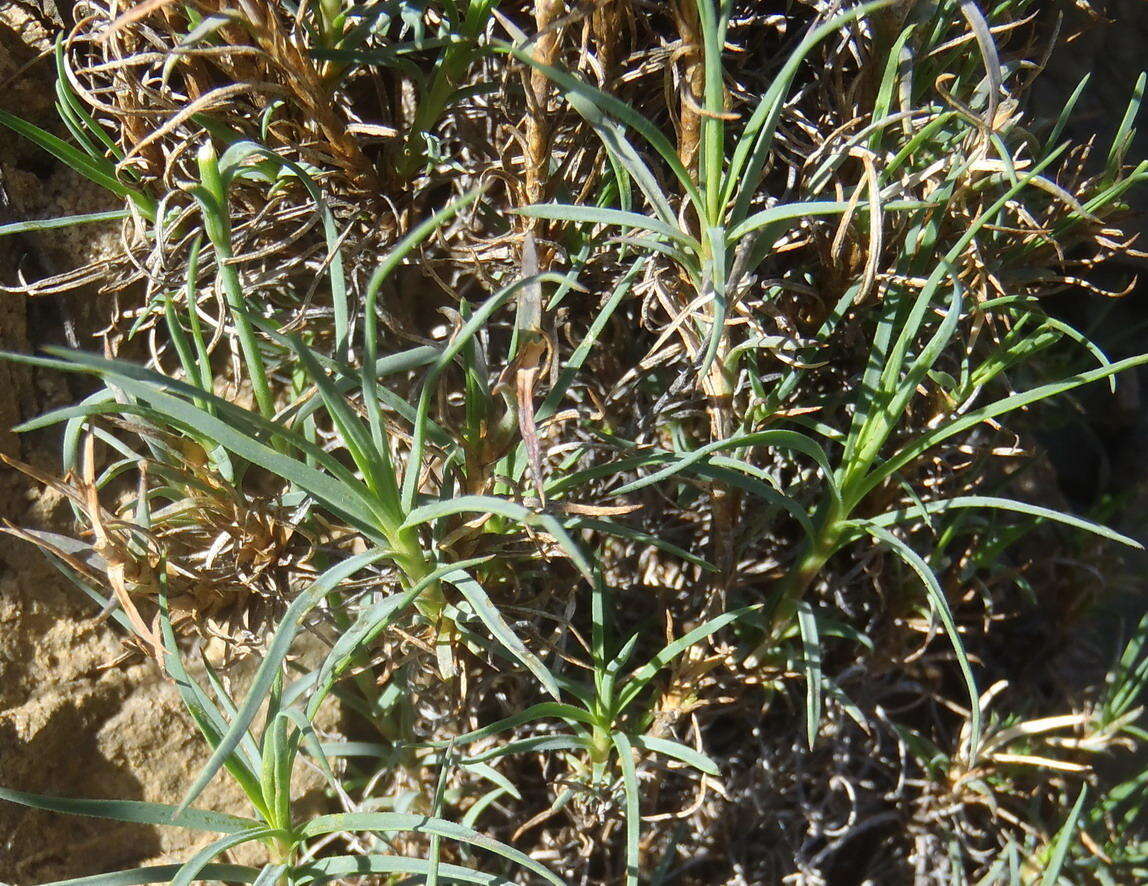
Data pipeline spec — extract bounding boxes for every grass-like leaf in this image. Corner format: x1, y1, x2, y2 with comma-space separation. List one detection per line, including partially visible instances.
169, 828, 278, 886
446, 569, 561, 700
859, 495, 1142, 549
294, 854, 518, 886
860, 524, 981, 759
628, 735, 720, 777
0, 787, 258, 834
1041, 785, 1088, 885
616, 604, 761, 712
0, 109, 154, 217
300, 812, 563, 885
178, 548, 394, 813
796, 599, 823, 750
0, 209, 129, 237
38, 865, 261, 886
611, 731, 641, 886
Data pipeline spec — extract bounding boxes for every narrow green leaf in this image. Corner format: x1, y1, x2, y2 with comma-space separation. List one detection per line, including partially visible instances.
796, 599, 823, 749
865, 351, 1148, 500
861, 525, 980, 760
1107, 72, 1145, 177
571, 517, 717, 574
447, 702, 596, 746
258, 709, 293, 831
251, 864, 288, 886
402, 273, 571, 510
860, 495, 1141, 549
702, 459, 819, 542
461, 734, 589, 765
724, 0, 896, 222
364, 187, 484, 445
617, 605, 761, 712
696, 0, 731, 222
1044, 74, 1090, 156
170, 829, 277, 886
611, 429, 836, 501
293, 854, 516, 886
504, 44, 702, 217
0, 209, 129, 238
459, 761, 522, 801
629, 734, 720, 777
0, 787, 258, 834
1042, 786, 1088, 885
611, 731, 641, 886
177, 548, 394, 813
446, 570, 561, 699
157, 586, 266, 810
517, 203, 698, 250
403, 494, 595, 581
0, 109, 151, 213
287, 336, 401, 522
728, 200, 850, 240
39, 865, 260, 886
869, 25, 915, 154
873, 148, 1070, 416
300, 813, 563, 885
539, 257, 641, 422
307, 558, 493, 717
23, 347, 388, 536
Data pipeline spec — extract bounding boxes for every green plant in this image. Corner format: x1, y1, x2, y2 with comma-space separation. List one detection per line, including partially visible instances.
4, 1, 1148, 883
0, 562, 564, 886
507, 0, 1148, 764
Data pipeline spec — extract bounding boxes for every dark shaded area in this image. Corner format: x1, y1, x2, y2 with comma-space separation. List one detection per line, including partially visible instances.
0, 701, 163, 883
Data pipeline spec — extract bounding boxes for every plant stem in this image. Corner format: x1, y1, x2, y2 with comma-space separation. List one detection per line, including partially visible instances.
767, 500, 846, 638
390, 527, 446, 619
196, 143, 276, 420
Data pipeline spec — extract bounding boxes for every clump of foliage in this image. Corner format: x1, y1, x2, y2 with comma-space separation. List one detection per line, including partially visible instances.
2, 0, 1147, 882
